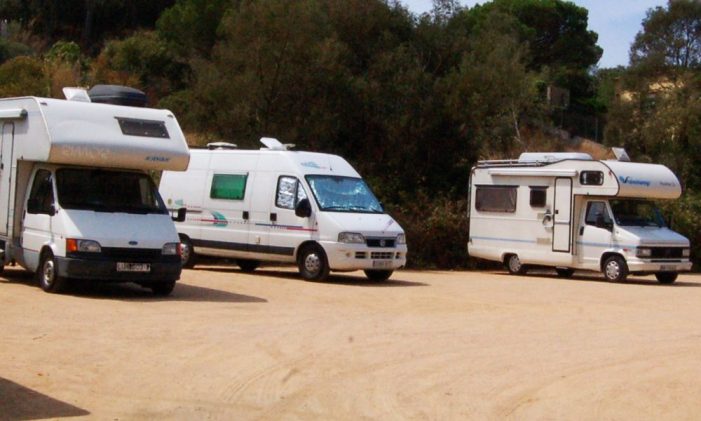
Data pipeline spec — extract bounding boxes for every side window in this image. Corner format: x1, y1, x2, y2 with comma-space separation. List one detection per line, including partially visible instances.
475, 186, 517, 213
276, 176, 307, 209
585, 201, 612, 225
27, 170, 55, 215
580, 171, 603, 186
210, 174, 247, 200
529, 187, 547, 207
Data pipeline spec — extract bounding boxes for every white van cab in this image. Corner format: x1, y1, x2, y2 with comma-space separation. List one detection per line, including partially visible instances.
0, 87, 190, 294
468, 150, 692, 283
159, 138, 407, 281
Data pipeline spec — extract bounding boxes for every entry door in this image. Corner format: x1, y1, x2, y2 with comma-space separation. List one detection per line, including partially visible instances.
0, 123, 14, 235
552, 178, 572, 252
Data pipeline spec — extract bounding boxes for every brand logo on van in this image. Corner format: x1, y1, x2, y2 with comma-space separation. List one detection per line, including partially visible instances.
129, 241, 138, 245
146, 156, 170, 162
301, 161, 327, 170
619, 176, 650, 187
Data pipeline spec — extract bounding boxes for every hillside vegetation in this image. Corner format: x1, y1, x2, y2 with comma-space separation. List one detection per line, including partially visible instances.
0, 0, 698, 268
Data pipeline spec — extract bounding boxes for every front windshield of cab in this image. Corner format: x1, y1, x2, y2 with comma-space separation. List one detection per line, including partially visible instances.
609, 199, 666, 227
305, 175, 383, 213
56, 168, 167, 214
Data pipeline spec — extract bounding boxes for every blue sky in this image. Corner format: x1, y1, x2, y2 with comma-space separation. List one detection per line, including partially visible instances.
401, 0, 667, 68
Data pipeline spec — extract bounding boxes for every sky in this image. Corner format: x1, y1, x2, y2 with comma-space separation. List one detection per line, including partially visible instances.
401, 0, 668, 69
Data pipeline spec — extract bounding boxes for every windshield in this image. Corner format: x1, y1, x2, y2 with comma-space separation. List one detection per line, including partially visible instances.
56, 169, 167, 214
609, 200, 666, 227
305, 175, 384, 213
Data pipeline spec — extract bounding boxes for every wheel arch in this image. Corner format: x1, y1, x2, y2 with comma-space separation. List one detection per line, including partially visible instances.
600, 251, 625, 272
295, 240, 323, 262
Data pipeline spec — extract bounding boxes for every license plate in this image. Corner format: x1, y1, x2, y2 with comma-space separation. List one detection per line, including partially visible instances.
117, 262, 151, 272
660, 265, 677, 271
372, 260, 393, 269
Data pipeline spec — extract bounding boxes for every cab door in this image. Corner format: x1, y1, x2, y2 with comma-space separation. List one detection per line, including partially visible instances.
578, 200, 614, 267
268, 175, 315, 258
22, 169, 56, 268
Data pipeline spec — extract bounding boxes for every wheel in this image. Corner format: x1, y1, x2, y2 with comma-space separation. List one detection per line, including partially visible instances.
364, 270, 393, 281
150, 281, 176, 296
37, 251, 68, 293
236, 259, 260, 273
556, 268, 575, 278
505, 254, 527, 275
180, 235, 196, 268
297, 244, 330, 281
603, 255, 628, 282
655, 272, 678, 284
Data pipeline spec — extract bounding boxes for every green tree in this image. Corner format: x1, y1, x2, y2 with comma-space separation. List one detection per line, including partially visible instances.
0, 56, 48, 97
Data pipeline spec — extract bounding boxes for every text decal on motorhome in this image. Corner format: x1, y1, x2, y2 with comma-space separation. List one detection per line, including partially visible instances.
618, 176, 650, 186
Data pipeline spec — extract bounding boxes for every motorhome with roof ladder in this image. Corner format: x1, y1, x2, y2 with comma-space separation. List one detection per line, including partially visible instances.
159, 138, 407, 281
0, 86, 190, 294
468, 150, 692, 283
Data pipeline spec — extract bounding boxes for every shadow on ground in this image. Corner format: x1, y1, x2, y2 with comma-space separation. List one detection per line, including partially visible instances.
0, 377, 90, 420
487, 269, 701, 287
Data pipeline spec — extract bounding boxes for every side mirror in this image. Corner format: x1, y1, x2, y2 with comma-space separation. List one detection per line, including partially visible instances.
27, 198, 39, 213
295, 198, 312, 218
172, 207, 187, 222
596, 214, 612, 231
48, 204, 56, 217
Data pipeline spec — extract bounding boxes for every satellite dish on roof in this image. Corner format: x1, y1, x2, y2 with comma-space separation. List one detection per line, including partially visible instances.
612, 147, 631, 162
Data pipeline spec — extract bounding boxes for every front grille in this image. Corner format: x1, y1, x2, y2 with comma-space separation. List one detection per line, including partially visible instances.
649, 247, 685, 259
68, 247, 163, 262
355, 252, 367, 259
366, 238, 395, 248
371, 252, 394, 259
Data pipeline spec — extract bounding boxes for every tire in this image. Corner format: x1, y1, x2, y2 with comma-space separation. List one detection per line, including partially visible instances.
655, 272, 678, 284
297, 244, 330, 281
505, 254, 527, 275
236, 259, 260, 273
364, 270, 393, 281
37, 251, 68, 293
555, 268, 575, 278
180, 235, 196, 268
603, 255, 628, 282
150, 281, 176, 296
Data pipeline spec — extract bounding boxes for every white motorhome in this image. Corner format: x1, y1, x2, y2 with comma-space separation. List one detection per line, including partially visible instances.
468, 151, 692, 283
159, 138, 407, 281
0, 90, 190, 294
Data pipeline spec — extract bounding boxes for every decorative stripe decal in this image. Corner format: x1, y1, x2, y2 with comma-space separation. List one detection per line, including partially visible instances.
192, 239, 295, 256
471, 236, 537, 244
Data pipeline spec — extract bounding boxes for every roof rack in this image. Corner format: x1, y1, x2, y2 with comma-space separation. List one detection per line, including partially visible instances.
206, 142, 237, 150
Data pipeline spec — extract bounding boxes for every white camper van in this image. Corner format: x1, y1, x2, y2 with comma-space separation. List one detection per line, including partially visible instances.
0, 90, 190, 294
468, 151, 692, 283
159, 138, 407, 281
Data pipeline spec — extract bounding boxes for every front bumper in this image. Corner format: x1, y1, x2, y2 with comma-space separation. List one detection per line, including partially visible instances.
322, 242, 408, 271
626, 258, 693, 274
55, 255, 181, 283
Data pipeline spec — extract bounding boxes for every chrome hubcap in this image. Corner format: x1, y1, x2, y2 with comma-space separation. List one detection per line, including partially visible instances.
509, 256, 521, 272
181, 242, 190, 265
42, 259, 55, 286
304, 253, 321, 275
606, 261, 620, 279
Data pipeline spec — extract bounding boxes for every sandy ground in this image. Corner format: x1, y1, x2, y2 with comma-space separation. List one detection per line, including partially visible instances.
2, 264, 701, 420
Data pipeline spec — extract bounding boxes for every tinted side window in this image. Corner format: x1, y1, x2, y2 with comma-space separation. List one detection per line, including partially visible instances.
210, 174, 247, 200
530, 187, 547, 207
475, 186, 517, 213
27, 170, 54, 215
276, 176, 307, 209
580, 171, 603, 185
585, 201, 612, 225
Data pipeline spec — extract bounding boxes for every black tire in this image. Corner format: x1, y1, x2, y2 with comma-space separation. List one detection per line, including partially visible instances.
603, 255, 628, 282
555, 268, 575, 278
179, 235, 196, 268
236, 259, 260, 273
655, 272, 678, 284
37, 251, 68, 293
505, 254, 527, 275
297, 244, 330, 281
364, 270, 393, 281
150, 281, 176, 296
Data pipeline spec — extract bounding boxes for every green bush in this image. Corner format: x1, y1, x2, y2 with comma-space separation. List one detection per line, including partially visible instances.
661, 191, 701, 269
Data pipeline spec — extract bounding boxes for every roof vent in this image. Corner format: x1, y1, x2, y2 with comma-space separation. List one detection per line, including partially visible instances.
611, 147, 631, 162
260, 137, 294, 150
63, 87, 91, 102
206, 142, 238, 150
518, 152, 592, 163
88, 85, 147, 107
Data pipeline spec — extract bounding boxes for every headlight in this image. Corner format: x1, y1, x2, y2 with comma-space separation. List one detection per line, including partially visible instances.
396, 234, 406, 245
338, 232, 365, 243
636, 247, 652, 258
66, 239, 101, 253
683, 248, 691, 257
162, 242, 180, 256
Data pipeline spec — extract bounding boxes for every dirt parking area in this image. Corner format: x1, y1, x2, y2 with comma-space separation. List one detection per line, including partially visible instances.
2, 264, 701, 420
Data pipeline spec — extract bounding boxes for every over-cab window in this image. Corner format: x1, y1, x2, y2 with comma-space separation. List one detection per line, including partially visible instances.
580, 171, 603, 185
529, 187, 547, 207
27, 170, 54, 215
210, 174, 247, 200
475, 186, 517, 213
116, 117, 169, 138
276, 176, 307, 209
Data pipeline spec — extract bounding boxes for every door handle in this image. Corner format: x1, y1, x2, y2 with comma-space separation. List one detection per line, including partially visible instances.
270, 213, 277, 222
243, 211, 249, 220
